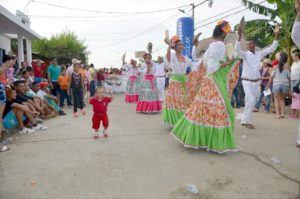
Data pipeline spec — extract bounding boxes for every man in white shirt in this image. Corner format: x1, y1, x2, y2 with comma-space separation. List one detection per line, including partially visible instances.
66, 58, 81, 77
293, 0, 300, 148
235, 23, 280, 129
155, 57, 167, 101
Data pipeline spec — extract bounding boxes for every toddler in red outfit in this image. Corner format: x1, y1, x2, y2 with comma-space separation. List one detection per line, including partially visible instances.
90, 87, 113, 139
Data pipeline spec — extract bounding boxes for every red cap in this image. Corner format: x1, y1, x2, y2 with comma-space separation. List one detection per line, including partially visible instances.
39, 82, 48, 89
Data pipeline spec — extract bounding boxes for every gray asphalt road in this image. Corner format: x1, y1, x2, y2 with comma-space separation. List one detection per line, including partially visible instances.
1, 94, 299, 199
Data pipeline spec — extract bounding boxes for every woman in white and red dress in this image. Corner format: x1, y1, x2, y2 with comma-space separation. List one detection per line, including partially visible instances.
136, 54, 162, 113
124, 60, 142, 103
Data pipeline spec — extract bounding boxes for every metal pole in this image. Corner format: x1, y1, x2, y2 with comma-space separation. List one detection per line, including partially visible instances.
191, 3, 195, 20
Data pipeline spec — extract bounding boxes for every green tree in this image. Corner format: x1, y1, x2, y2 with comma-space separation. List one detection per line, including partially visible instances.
32, 29, 89, 64
242, 0, 296, 62
234, 19, 274, 48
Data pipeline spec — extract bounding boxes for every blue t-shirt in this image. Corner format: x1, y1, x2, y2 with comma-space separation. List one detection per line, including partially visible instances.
47, 65, 61, 81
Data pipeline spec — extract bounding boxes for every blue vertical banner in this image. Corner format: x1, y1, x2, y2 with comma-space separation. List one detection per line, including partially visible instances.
177, 17, 194, 59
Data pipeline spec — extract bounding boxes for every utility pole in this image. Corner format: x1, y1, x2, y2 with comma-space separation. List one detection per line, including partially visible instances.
191, 3, 195, 21
179, 0, 214, 29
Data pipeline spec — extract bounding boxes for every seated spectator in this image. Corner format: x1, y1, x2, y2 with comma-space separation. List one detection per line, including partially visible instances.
20, 70, 33, 85
5, 64, 14, 84
24, 82, 47, 114
13, 80, 44, 115
13, 61, 19, 76
18, 61, 27, 77
38, 82, 66, 116
31, 82, 57, 119
3, 86, 47, 134
27, 67, 35, 84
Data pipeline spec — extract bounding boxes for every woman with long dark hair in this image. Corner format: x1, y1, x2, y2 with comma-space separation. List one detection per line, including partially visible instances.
171, 21, 240, 153
68, 63, 86, 117
267, 52, 291, 119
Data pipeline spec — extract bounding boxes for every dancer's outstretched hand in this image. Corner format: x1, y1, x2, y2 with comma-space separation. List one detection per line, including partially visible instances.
227, 57, 234, 65
274, 24, 280, 40
274, 25, 280, 34
164, 36, 170, 45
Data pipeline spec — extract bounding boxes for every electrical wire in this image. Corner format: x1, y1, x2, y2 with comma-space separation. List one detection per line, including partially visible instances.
92, 0, 268, 64
90, 11, 183, 50
31, 0, 189, 15
23, 0, 32, 14
195, 0, 267, 26
194, 4, 244, 25
27, 16, 136, 22
23, 14, 136, 18
194, 0, 268, 29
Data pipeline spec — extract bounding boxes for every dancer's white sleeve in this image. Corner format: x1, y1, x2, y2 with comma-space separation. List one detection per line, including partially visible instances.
186, 57, 203, 72
206, 42, 225, 75
235, 41, 247, 59
164, 55, 172, 71
192, 46, 199, 62
260, 40, 279, 58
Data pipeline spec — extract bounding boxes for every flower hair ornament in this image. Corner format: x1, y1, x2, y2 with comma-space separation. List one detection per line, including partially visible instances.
169, 35, 180, 49
217, 20, 231, 33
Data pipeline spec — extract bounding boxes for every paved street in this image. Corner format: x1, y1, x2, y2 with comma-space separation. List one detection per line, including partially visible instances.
1, 94, 300, 199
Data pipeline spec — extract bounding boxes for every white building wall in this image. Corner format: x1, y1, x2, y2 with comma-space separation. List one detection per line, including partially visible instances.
0, 34, 11, 53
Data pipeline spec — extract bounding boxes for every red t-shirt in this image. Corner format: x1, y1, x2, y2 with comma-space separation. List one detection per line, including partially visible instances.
32, 62, 46, 78
90, 97, 112, 113
272, 59, 279, 69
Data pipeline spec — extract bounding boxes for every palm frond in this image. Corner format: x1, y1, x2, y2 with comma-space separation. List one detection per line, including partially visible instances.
241, 0, 277, 19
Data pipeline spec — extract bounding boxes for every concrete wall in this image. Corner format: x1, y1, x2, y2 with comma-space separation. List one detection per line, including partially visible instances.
0, 34, 11, 53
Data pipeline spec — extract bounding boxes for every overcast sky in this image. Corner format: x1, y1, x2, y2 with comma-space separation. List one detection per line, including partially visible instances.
1, 0, 274, 68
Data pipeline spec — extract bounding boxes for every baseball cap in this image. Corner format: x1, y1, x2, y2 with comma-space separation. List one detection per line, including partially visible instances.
71, 58, 81, 64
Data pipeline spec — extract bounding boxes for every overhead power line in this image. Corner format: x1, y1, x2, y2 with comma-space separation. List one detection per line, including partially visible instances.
194, 4, 244, 25
91, 11, 183, 50
195, 0, 267, 29
31, 0, 188, 15
24, 14, 133, 18
25, 15, 135, 22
